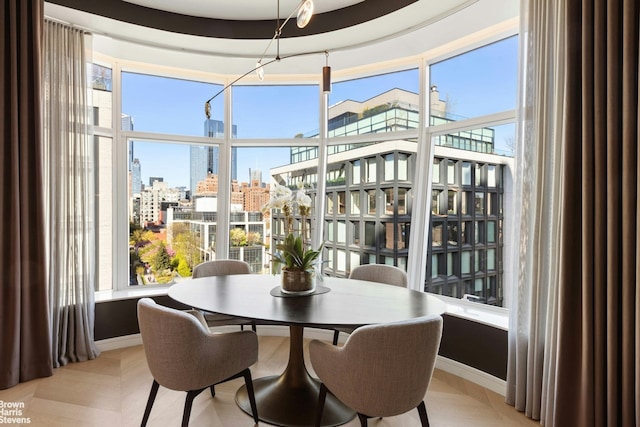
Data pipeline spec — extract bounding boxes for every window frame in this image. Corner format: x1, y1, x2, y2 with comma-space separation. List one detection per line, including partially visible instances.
94, 26, 518, 317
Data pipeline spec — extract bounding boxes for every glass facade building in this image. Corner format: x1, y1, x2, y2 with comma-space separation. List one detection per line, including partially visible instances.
269, 89, 510, 305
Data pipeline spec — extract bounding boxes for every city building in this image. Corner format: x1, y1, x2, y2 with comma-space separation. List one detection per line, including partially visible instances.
139, 180, 182, 226
131, 158, 141, 195
191, 119, 239, 196
241, 170, 271, 213
270, 89, 512, 305
166, 205, 267, 273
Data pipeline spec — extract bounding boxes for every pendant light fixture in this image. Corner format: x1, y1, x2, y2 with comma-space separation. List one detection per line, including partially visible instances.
296, 0, 314, 28
322, 50, 331, 93
205, 0, 328, 119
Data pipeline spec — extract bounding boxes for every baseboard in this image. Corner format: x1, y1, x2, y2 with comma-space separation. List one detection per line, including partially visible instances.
435, 355, 506, 396
95, 334, 143, 352
95, 329, 506, 397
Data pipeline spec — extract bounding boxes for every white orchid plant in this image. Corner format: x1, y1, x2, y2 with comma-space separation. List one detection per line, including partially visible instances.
262, 183, 322, 274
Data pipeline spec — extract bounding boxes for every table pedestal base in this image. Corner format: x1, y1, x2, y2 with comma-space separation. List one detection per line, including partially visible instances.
236, 375, 354, 427
236, 325, 355, 427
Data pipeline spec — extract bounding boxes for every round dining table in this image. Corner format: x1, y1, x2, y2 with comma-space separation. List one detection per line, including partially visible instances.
168, 274, 446, 427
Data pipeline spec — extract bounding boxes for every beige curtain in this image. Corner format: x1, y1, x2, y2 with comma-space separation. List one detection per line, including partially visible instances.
0, 0, 53, 389
43, 21, 100, 367
506, 0, 565, 420
508, 0, 640, 425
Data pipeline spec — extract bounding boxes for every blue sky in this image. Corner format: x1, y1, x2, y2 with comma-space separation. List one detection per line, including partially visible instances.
122, 35, 518, 188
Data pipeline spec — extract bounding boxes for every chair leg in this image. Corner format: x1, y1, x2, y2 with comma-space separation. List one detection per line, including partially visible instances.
417, 401, 430, 427
315, 383, 328, 427
141, 380, 160, 427
332, 330, 340, 345
251, 322, 257, 333
210, 385, 216, 397
182, 389, 205, 427
357, 413, 369, 427
242, 368, 259, 424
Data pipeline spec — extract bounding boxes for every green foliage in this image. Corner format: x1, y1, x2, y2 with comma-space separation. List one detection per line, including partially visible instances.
170, 255, 180, 270
177, 258, 191, 277
230, 228, 248, 247
139, 240, 160, 266
154, 243, 171, 272
246, 231, 261, 246
155, 269, 174, 284
272, 233, 322, 273
170, 223, 201, 269
362, 102, 396, 118
130, 229, 154, 247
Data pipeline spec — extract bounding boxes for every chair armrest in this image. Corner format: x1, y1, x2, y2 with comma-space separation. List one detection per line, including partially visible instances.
309, 339, 348, 382
198, 330, 259, 383
185, 309, 209, 329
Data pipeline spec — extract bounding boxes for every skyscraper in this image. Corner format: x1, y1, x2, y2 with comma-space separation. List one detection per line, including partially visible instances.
122, 113, 134, 170
132, 158, 141, 195
191, 119, 239, 196
189, 146, 208, 198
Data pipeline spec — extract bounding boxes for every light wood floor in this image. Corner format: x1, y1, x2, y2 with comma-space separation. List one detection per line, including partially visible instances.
0, 335, 540, 427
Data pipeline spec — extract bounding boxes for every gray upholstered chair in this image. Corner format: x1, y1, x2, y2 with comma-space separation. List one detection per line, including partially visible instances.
137, 298, 259, 427
332, 264, 408, 344
192, 259, 256, 332
310, 315, 443, 427
192, 259, 253, 277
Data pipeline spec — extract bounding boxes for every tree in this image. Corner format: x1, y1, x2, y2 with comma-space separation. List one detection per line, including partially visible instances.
504, 136, 516, 155
176, 258, 191, 277
154, 242, 171, 272
170, 223, 201, 269
230, 228, 248, 247
130, 228, 154, 248
247, 231, 261, 246
139, 240, 161, 266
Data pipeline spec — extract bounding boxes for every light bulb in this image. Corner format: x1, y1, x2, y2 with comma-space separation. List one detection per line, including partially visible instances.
256, 62, 265, 81
296, 0, 314, 28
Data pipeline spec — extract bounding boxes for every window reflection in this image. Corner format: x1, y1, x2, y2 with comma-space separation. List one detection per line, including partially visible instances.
350, 191, 360, 214
367, 190, 376, 214
432, 190, 441, 215
448, 190, 457, 215
352, 160, 361, 184
432, 223, 443, 247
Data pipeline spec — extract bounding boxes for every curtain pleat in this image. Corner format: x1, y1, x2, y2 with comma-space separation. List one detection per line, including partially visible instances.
554, 0, 639, 425
510, 0, 639, 425
620, 3, 640, 427
0, 0, 53, 389
43, 21, 100, 368
506, 0, 565, 421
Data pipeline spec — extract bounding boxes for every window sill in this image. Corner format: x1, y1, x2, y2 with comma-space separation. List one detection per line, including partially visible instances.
436, 294, 509, 331
95, 285, 171, 303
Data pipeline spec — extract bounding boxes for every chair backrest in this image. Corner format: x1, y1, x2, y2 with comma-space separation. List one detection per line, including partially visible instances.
317, 315, 443, 417
137, 298, 211, 391
348, 264, 407, 287
192, 259, 251, 278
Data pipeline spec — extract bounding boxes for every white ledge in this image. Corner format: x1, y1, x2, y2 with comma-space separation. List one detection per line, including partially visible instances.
437, 294, 509, 330
95, 285, 171, 303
